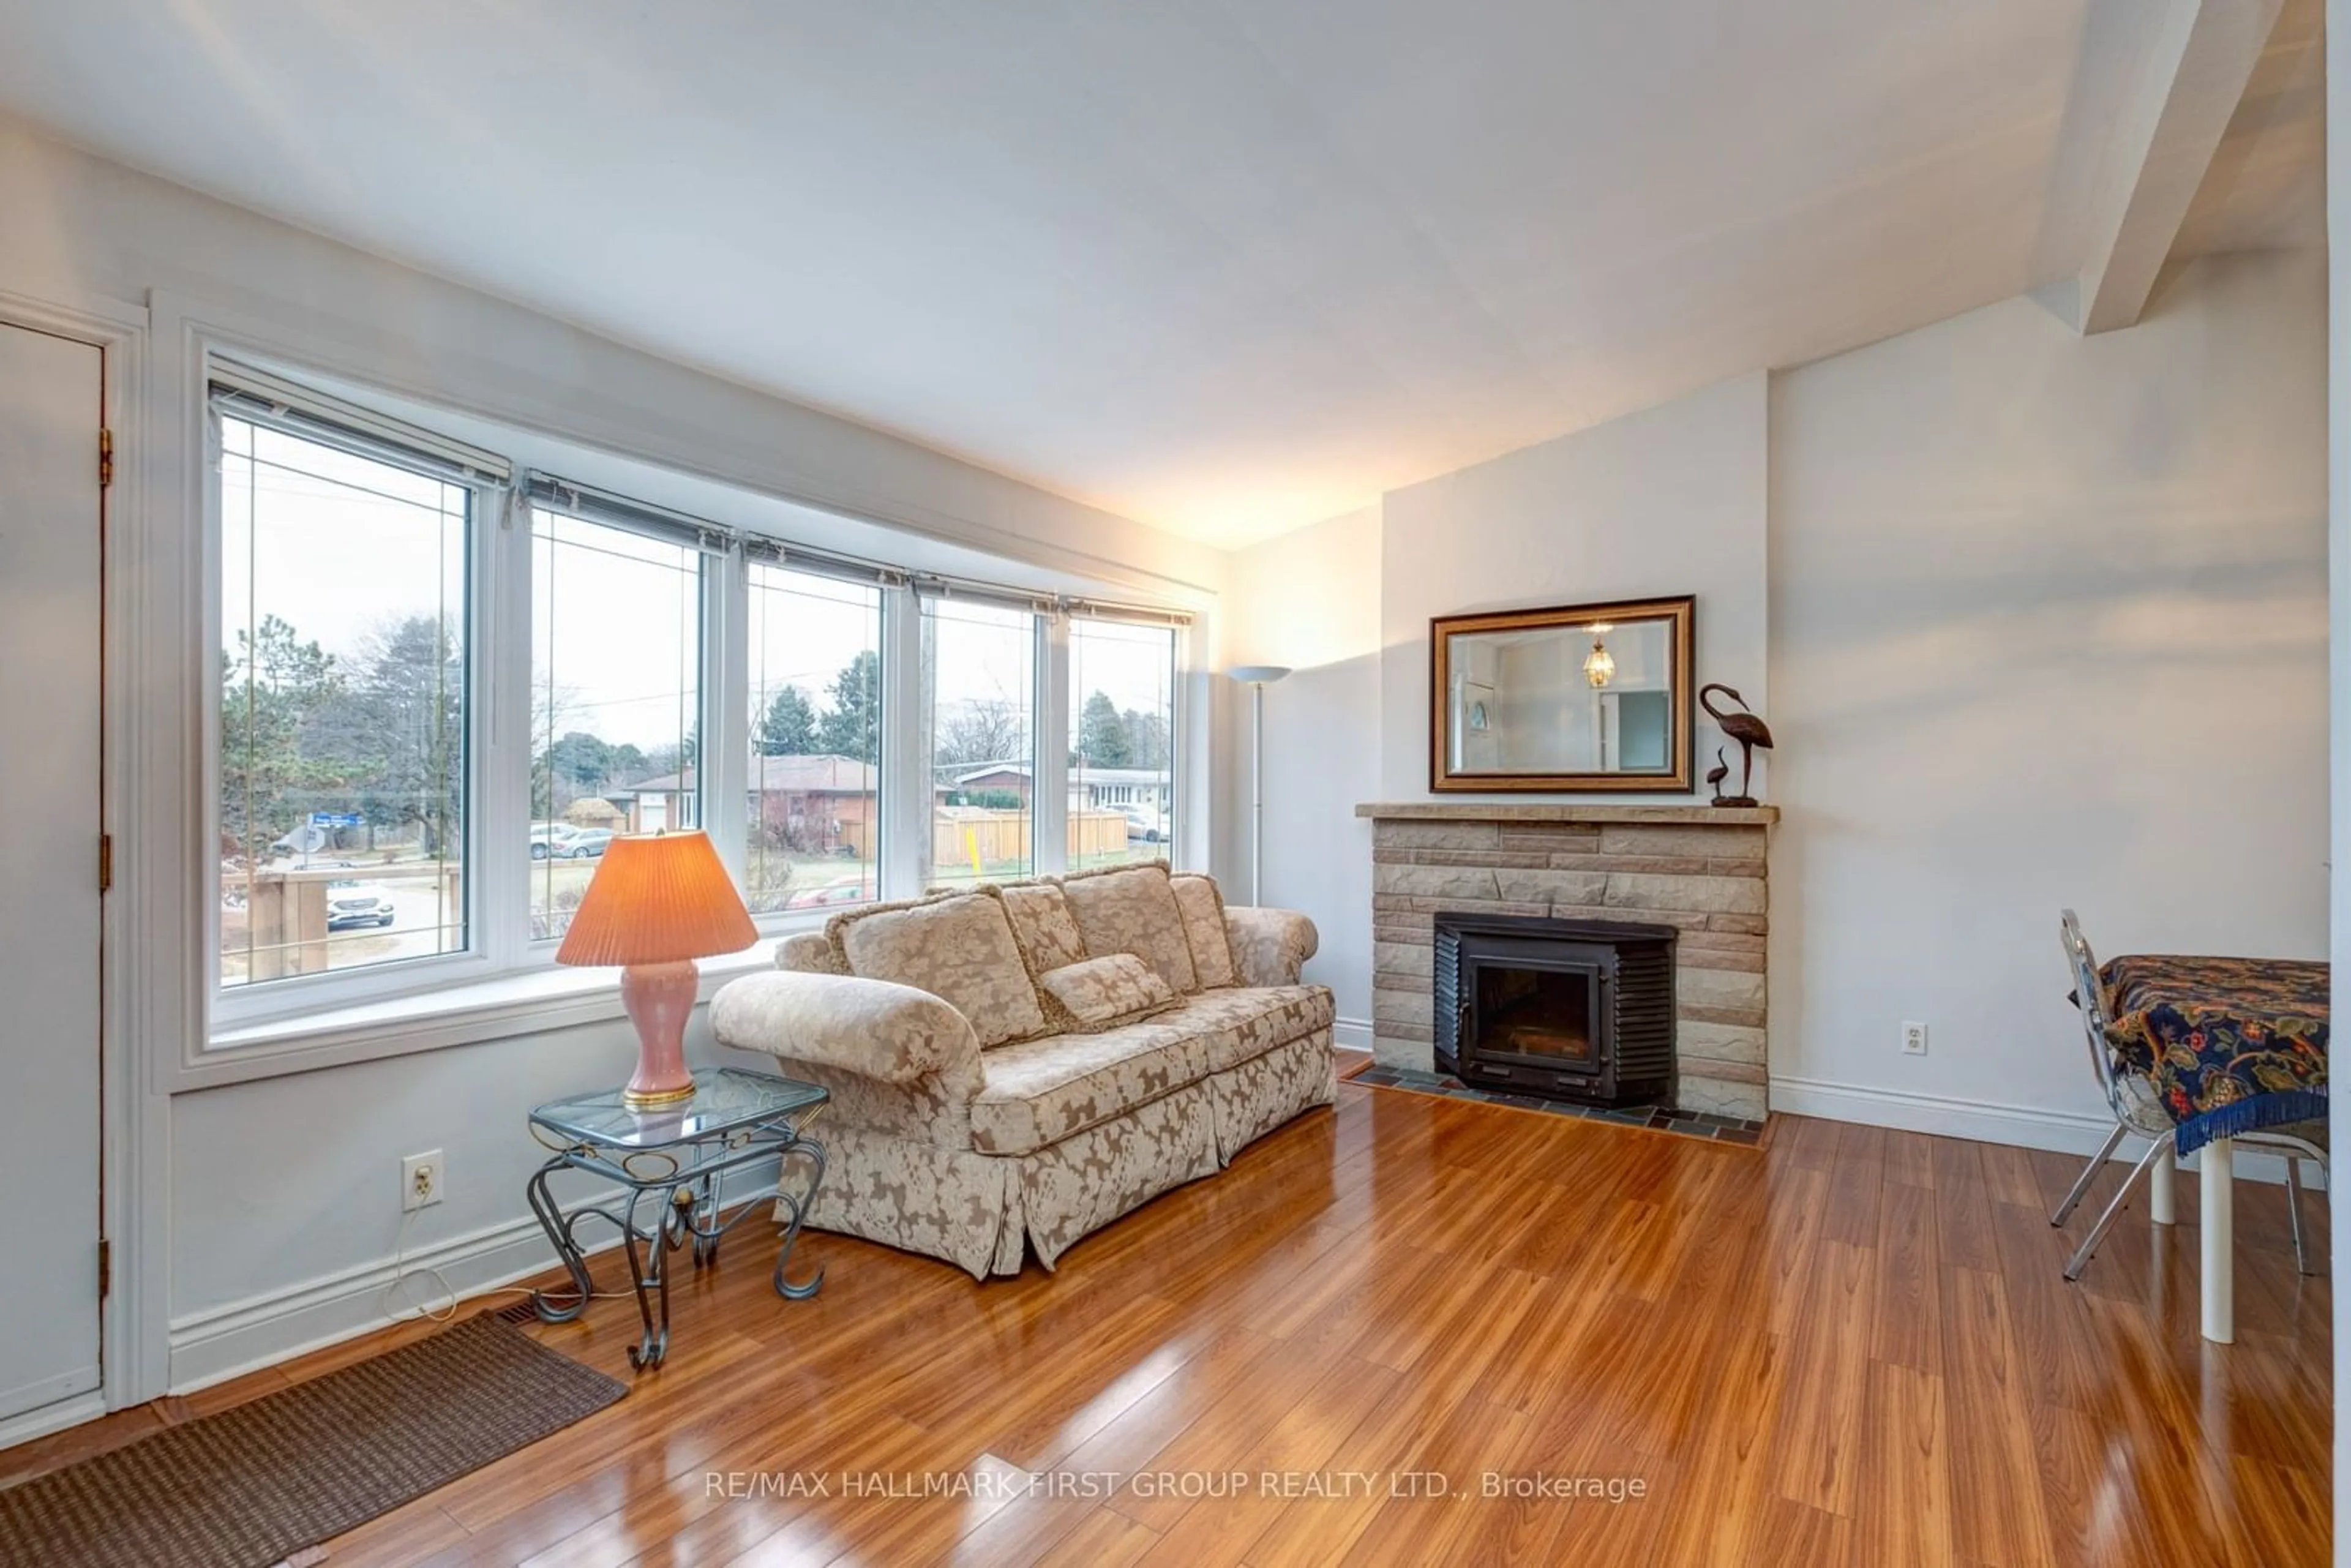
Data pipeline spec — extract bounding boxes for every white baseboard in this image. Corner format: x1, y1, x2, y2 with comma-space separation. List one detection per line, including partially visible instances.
1333, 1016, 1373, 1052
0, 1391, 106, 1453
165, 1213, 609, 1395
1769, 1075, 2318, 1188
167, 1159, 784, 1395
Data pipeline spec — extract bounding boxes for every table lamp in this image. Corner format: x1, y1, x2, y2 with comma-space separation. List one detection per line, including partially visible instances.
555, 830, 757, 1108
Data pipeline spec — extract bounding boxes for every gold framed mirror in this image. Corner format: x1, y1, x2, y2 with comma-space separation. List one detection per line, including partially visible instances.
1430, 595, 1697, 792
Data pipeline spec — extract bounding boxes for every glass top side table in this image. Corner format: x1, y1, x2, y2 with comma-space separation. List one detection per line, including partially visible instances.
525, 1065, 828, 1368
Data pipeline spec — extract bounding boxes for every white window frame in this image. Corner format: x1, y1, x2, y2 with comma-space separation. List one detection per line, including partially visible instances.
205, 369, 508, 1033
195, 352, 1198, 1072
1065, 605, 1187, 868
517, 493, 720, 959
732, 552, 891, 926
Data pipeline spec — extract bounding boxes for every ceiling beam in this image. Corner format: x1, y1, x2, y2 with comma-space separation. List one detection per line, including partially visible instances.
2071, 0, 2284, 334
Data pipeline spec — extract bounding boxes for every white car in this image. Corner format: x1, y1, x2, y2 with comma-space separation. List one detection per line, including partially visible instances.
325, 879, 397, 930
530, 823, 582, 860
561, 828, 615, 858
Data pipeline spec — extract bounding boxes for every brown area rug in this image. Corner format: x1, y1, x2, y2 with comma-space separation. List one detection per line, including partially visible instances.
0, 1313, 626, 1568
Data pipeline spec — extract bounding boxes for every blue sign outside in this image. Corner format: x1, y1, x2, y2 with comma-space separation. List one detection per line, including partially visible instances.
309, 811, 364, 828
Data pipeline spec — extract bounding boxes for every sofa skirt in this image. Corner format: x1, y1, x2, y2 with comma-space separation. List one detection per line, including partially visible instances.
789, 1025, 1338, 1278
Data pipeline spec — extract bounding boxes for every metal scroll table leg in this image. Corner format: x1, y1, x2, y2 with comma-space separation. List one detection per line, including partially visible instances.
620, 1185, 678, 1370
771, 1136, 828, 1302
692, 1166, 725, 1269
526, 1155, 596, 1323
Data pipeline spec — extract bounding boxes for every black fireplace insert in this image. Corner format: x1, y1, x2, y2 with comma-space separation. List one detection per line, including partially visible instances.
1433, 912, 1676, 1108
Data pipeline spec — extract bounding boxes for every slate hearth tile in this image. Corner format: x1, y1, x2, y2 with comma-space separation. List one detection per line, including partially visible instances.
1714, 1127, 1763, 1147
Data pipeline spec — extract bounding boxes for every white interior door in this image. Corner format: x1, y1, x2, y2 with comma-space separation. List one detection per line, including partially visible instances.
0, 321, 105, 1424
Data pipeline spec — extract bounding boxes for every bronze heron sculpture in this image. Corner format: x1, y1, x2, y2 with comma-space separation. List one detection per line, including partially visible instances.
1700, 684, 1772, 806
1704, 746, 1731, 805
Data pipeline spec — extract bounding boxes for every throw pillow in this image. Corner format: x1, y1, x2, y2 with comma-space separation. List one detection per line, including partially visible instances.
1036, 953, 1182, 1032
1054, 862, 1200, 994
1168, 873, 1239, 989
998, 880, 1089, 972
827, 889, 1049, 1048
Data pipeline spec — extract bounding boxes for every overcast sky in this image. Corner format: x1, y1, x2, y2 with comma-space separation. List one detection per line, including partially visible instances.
222, 418, 1175, 762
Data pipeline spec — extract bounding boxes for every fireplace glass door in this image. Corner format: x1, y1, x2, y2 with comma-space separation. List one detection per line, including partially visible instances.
1471, 962, 1598, 1068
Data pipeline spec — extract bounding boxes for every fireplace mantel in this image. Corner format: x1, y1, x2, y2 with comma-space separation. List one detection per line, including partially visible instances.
1359, 799, 1774, 1120
1357, 801, 1778, 825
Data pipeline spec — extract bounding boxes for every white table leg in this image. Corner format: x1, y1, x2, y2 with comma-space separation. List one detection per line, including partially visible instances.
2150, 1142, 2175, 1225
2200, 1138, 2233, 1344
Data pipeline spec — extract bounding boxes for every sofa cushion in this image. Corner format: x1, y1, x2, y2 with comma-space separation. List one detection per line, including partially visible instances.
1157, 985, 1336, 1073
971, 1021, 1209, 1155
999, 881, 1088, 972
1169, 874, 1239, 989
966, 983, 1335, 1155
1038, 953, 1181, 1031
1055, 863, 1199, 994
828, 890, 1049, 1049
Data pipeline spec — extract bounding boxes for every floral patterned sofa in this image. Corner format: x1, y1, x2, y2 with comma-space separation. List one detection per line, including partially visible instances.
708, 862, 1333, 1277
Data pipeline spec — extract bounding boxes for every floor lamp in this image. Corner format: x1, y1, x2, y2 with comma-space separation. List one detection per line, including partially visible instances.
1228, 666, 1291, 906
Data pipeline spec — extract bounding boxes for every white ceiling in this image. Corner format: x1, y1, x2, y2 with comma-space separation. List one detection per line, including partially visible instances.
0, 2, 2319, 548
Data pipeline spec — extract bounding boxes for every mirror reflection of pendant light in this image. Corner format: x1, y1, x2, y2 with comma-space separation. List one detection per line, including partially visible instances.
1583, 623, 1616, 689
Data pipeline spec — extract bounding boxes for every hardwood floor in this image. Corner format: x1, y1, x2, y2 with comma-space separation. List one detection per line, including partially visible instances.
4, 1083, 2332, 1564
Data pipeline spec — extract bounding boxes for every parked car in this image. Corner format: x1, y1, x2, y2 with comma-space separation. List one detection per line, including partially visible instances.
1123, 808, 1165, 844
324, 879, 397, 930
561, 828, 614, 859
529, 823, 582, 860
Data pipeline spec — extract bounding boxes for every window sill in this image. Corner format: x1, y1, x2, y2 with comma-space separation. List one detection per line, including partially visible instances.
179, 939, 786, 1093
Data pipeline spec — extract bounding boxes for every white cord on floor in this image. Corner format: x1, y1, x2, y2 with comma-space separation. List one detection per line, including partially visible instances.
381, 1206, 462, 1324
379, 1206, 639, 1327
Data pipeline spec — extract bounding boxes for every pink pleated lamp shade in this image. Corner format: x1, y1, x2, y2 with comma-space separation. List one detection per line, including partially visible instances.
553, 830, 757, 967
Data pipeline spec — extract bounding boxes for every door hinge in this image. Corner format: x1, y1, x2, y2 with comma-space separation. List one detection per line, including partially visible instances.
99, 1239, 111, 1300
99, 427, 114, 489
99, 834, 113, 893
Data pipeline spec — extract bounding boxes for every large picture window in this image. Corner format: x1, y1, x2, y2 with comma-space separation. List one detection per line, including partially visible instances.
745, 561, 882, 916
204, 359, 1194, 1048
924, 599, 1038, 888
1069, 617, 1178, 870
216, 415, 471, 989
530, 509, 703, 942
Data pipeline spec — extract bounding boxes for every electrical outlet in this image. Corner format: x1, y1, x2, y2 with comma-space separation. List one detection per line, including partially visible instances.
1901, 1021, 1929, 1057
402, 1150, 444, 1213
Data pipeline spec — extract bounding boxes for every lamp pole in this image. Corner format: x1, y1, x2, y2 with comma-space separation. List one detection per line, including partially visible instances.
1226, 666, 1291, 905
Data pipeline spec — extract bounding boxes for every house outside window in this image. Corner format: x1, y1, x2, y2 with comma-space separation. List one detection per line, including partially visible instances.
204, 357, 1194, 1048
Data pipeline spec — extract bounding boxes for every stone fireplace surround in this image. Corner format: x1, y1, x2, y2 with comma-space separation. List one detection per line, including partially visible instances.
1358, 802, 1775, 1122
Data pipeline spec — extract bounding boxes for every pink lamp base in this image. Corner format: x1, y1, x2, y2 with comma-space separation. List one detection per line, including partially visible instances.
620, 959, 701, 1107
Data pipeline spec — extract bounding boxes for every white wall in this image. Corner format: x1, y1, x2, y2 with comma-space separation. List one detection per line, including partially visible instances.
1768, 249, 2329, 1136
1224, 504, 1384, 1045
1226, 250, 2327, 1128
1377, 371, 1771, 800
0, 118, 1227, 1396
